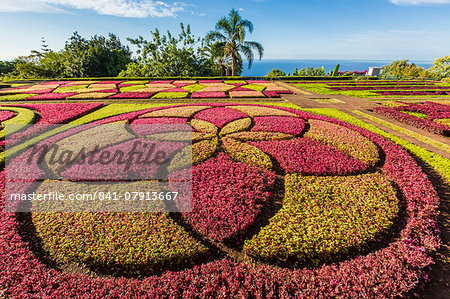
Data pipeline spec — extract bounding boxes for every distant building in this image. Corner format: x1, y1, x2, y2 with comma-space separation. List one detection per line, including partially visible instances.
367, 67, 381, 76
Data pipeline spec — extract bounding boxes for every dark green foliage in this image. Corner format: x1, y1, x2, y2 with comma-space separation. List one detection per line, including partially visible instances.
332, 64, 340, 77
62, 32, 132, 77
120, 23, 217, 77
267, 69, 286, 78
0, 61, 15, 76
8, 32, 132, 79
293, 67, 326, 76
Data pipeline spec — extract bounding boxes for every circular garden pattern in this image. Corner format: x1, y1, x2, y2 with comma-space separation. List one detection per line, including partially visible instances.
0, 103, 440, 297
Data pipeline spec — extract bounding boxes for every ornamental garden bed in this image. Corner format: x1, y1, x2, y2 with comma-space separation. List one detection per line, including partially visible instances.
290, 80, 450, 99
0, 102, 442, 297
0, 80, 293, 101
373, 101, 450, 136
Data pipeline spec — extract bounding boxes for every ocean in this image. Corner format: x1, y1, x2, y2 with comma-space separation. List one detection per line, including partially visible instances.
240, 59, 433, 76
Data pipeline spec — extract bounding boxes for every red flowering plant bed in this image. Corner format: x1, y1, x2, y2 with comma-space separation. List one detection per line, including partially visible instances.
0, 103, 441, 297
290, 80, 450, 99
0, 80, 294, 101
374, 101, 450, 136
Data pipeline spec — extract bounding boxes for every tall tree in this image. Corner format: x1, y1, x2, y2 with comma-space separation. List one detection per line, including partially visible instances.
430, 56, 450, 78
206, 9, 263, 76
121, 23, 216, 77
204, 41, 231, 76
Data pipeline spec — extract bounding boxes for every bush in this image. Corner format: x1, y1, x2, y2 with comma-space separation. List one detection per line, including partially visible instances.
266, 68, 286, 78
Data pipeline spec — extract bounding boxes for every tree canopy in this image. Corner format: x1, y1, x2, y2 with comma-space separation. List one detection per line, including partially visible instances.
119, 23, 218, 77
6, 33, 131, 79
430, 56, 450, 78
206, 9, 264, 76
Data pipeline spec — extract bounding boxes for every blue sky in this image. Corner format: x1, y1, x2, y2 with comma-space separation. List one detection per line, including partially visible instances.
0, 0, 449, 61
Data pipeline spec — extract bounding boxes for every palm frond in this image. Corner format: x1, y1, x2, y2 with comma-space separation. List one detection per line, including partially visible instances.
239, 19, 254, 34
243, 41, 264, 59
216, 18, 232, 37
239, 45, 255, 68
205, 31, 226, 42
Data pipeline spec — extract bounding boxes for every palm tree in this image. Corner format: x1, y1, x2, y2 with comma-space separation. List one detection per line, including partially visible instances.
206, 9, 264, 76
204, 41, 231, 76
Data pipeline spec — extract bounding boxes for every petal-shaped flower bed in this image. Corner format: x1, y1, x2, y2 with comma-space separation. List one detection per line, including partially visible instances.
181, 153, 275, 242
304, 119, 379, 166
61, 139, 186, 180
252, 116, 305, 136
249, 138, 368, 175
219, 118, 252, 136
194, 107, 247, 128
33, 208, 208, 272
243, 173, 399, 264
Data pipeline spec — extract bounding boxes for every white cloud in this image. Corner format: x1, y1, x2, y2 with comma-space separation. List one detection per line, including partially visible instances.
0, 0, 185, 18
390, 0, 450, 5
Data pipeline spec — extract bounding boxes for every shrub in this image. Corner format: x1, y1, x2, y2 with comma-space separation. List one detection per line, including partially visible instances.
266, 68, 286, 78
